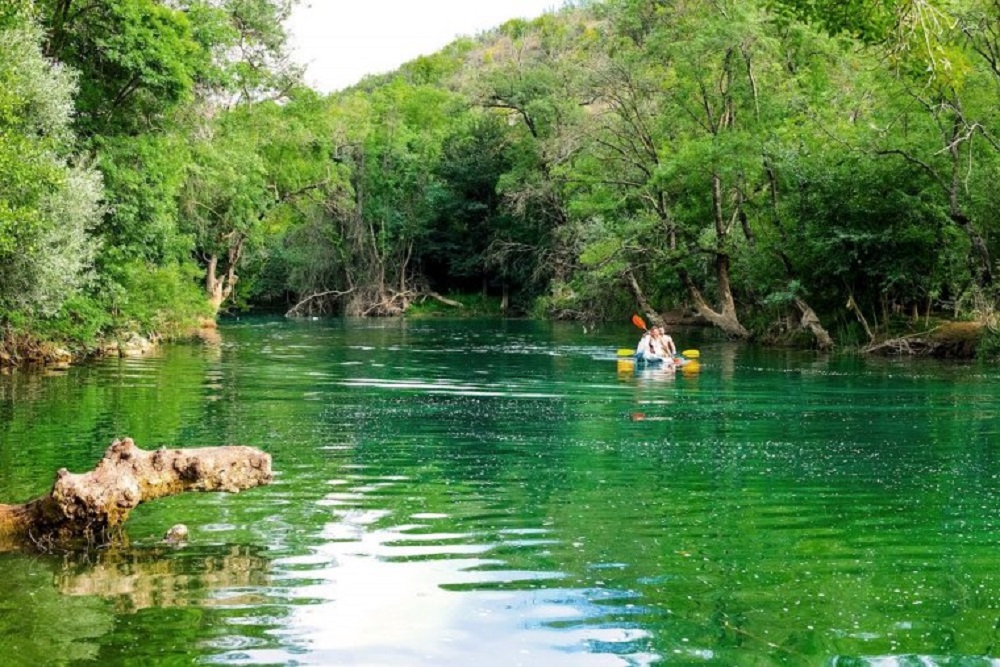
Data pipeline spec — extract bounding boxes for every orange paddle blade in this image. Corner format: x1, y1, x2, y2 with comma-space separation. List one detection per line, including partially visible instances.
631, 314, 647, 330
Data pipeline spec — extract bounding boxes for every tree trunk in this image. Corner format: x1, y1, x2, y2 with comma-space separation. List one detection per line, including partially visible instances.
427, 291, 464, 308
691, 171, 751, 339
624, 267, 660, 326
679, 267, 750, 339
206, 254, 235, 313
0, 438, 272, 551
946, 116, 993, 288
206, 254, 223, 311
205, 235, 245, 314
847, 295, 876, 343
793, 297, 834, 351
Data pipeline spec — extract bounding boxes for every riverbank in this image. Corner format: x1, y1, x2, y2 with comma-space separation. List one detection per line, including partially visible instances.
662, 307, 992, 359
0, 332, 160, 370
861, 321, 986, 358
2, 308, 993, 371
0, 319, 218, 370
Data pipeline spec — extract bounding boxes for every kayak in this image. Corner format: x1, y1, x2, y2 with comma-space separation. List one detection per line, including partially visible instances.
615, 345, 701, 375
618, 353, 699, 376
624, 358, 685, 374
633, 354, 668, 366
632, 353, 694, 367
617, 347, 701, 362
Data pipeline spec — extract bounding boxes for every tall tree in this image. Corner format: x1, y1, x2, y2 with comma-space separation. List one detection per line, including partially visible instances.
566, 0, 764, 337
180, 92, 333, 313
772, 0, 999, 295
0, 16, 103, 339
38, 0, 211, 137
468, 13, 594, 310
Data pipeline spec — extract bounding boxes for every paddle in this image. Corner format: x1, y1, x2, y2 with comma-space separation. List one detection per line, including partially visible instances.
619, 316, 647, 355
617, 314, 648, 356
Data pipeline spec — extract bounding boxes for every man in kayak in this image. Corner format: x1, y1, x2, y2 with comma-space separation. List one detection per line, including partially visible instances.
656, 326, 677, 358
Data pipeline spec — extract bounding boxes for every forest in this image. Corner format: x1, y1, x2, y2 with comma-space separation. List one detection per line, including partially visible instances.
3, 0, 1000, 363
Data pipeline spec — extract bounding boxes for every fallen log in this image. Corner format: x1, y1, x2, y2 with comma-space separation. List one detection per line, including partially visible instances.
424, 291, 464, 308
0, 438, 272, 550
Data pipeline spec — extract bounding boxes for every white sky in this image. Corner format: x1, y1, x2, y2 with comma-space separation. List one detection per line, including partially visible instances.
286, 1, 559, 93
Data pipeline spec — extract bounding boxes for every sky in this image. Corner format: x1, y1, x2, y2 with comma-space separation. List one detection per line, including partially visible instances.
285, 1, 560, 93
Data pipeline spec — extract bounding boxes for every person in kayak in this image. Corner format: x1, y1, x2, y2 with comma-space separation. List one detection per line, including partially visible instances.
636, 327, 671, 364
656, 326, 677, 358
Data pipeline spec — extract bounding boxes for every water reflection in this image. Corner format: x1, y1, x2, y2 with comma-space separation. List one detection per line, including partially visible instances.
632, 364, 678, 385
269, 472, 658, 666
0, 542, 279, 665
57, 544, 272, 611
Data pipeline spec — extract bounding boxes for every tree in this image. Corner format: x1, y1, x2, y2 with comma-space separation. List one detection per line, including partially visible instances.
33, 0, 306, 325
465, 11, 596, 314
423, 114, 514, 295
38, 0, 211, 137
180, 92, 335, 313
563, 0, 765, 337
200, 0, 304, 103
772, 0, 1000, 299
0, 18, 103, 335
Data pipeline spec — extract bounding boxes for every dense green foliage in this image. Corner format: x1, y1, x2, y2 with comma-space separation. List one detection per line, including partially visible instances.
4, 0, 1000, 360
0, 18, 102, 323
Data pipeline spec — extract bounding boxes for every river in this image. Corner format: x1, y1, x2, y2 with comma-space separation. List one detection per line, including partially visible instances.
0, 317, 998, 665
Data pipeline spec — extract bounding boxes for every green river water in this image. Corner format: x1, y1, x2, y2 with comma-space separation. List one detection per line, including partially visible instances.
1, 317, 999, 666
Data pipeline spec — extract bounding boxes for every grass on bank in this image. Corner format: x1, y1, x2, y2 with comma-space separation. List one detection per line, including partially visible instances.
406, 293, 507, 318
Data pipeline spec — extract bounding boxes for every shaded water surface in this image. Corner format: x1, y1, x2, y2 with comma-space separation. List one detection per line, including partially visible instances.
1, 318, 999, 665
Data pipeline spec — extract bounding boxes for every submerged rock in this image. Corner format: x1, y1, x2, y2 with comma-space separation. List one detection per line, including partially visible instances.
163, 524, 189, 544
120, 332, 155, 357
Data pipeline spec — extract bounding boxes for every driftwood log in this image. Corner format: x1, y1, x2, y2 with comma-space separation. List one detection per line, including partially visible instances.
0, 438, 272, 549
